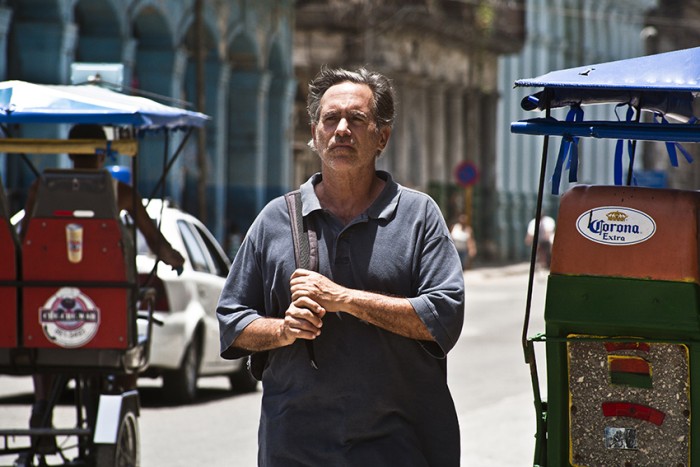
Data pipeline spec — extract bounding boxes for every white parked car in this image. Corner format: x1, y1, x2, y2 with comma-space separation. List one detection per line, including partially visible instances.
129, 200, 257, 404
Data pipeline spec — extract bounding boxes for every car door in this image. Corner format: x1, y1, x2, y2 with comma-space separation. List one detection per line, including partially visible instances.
176, 218, 232, 373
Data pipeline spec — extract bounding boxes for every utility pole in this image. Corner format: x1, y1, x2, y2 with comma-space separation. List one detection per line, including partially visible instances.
194, 0, 207, 222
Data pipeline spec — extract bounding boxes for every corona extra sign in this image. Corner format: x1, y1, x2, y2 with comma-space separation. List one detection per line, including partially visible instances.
576, 206, 656, 246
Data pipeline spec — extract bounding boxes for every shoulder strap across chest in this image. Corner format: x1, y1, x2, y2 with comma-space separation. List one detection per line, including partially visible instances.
284, 190, 318, 272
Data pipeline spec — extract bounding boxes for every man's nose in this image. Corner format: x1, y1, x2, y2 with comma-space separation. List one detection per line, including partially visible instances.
335, 117, 350, 136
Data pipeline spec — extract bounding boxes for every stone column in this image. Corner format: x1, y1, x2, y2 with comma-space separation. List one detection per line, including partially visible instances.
204, 60, 230, 240
227, 70, 271, 231
384, 77, 408, 183
266, 74, 296, 199
133, 47, 188, 202
446, 86, 465, 179
0, 7, 12, 81
425, 81, 449, 213
427, 81, 447, 183
11, 20, 77, 84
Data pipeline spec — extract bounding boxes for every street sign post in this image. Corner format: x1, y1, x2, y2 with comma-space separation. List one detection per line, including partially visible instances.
454, 161, 479, 188
454, 161, 479, 227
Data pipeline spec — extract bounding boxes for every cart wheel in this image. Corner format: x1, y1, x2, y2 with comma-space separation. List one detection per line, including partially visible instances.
163, 337, 200, 404
94, 409, 140, 467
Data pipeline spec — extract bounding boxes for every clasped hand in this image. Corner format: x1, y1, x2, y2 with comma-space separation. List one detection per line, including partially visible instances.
280, 269, 348, 344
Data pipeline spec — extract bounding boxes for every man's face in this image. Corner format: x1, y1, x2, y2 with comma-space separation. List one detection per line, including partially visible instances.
311, 81, 390, 172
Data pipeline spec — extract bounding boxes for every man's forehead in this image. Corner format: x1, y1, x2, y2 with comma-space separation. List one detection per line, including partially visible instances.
320, 82, 373, 110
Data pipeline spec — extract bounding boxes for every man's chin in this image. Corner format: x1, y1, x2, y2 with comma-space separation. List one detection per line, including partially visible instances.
324, 148, 356, 161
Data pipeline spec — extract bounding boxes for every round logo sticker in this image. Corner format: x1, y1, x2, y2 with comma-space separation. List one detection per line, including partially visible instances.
39, 287, 100, 348
576, 207, 656, 246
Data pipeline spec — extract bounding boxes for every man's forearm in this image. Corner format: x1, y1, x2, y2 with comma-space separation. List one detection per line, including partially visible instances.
290, 270, 434, 341
344, 291, 433, 341
232, 301, 431, 351
231, 317, 287, 352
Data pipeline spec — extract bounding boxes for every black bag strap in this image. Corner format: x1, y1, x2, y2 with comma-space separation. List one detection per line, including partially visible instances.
284, 190, 318, 272
284, 189, 319, 370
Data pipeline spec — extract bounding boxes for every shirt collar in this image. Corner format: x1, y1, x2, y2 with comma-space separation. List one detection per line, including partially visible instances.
299, 170, 401, 220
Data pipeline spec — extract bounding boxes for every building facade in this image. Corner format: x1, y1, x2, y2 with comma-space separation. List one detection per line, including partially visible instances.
0, 0, 295, 245
293, 0, 525, 262
496, 0, 658, 262
642, 0, 700, 191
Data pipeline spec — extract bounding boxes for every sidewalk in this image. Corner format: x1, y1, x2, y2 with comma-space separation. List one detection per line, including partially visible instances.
465, 262, 532, 280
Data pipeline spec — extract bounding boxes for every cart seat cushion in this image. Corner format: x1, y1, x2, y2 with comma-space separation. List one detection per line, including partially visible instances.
31, 168, 119, 219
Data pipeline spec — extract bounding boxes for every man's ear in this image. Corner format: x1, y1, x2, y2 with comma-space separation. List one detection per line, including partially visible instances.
378, 126, 391, 150
308, 124, 318, 151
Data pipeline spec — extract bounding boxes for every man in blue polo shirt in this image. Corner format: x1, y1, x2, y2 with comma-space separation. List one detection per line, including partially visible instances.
217, 67, 465, 466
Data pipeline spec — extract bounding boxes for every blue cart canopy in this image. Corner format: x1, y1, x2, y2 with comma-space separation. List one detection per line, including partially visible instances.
0, 80, 209, 130
514, 46, 700, 122
511, 46, 700, 195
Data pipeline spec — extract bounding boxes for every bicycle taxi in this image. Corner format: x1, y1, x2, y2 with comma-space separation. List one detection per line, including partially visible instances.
0, 80, 208, 467
512, 46, 700, 467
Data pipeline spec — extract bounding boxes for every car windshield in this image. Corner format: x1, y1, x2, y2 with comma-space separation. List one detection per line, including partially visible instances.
120, 210, 156, 256
134, 229, 152, 256
120, 205, 229, 277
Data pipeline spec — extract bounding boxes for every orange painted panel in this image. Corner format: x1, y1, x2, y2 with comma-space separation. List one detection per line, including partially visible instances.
551, 185, 700, 283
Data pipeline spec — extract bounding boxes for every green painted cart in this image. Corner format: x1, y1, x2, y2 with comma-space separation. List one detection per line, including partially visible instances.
512, 47, 700, 467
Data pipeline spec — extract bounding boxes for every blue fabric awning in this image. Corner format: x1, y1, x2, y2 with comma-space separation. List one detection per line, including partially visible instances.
0, 80, 209, 130
511, 46, 700, 195
514, 46, 700, 121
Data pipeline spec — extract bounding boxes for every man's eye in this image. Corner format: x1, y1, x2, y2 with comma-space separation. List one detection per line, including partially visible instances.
351, 114, 369, 124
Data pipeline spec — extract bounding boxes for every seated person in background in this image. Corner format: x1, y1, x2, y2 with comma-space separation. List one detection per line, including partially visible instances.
20, 124, 184, 456
21, 124, 185, 267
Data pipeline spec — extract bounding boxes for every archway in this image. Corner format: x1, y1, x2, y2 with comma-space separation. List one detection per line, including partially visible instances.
131, 3, 182, 202
226, 32, 265, 232
265, 40, 294, 200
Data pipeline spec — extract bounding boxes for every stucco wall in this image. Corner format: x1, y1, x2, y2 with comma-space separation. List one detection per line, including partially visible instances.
1, 0, 295, 245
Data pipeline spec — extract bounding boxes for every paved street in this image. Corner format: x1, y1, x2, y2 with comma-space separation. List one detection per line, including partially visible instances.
456, 264, 547, 466
0, 263, 548, 466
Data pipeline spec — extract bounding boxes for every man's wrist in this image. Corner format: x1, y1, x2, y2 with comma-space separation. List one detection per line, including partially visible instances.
235, 317, 292, 352
276, 319, 292, 347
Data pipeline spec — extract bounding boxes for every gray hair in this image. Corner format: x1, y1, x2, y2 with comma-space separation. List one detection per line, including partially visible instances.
307, 66, 396, 129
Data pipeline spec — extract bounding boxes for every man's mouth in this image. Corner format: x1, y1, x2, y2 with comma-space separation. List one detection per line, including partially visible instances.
330, 140, 354, 150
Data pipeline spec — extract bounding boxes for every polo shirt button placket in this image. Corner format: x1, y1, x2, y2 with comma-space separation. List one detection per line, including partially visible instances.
335, 234, 351, 265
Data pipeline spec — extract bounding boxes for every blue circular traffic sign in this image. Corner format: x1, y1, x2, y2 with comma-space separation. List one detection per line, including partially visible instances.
454, 161, 479, 187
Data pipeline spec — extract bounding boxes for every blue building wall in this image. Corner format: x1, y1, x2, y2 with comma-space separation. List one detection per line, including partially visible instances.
495, 0, 657, 262
0, 0, 295, 248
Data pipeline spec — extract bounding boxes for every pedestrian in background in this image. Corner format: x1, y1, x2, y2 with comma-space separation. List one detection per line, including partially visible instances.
451, 214, 477, 270
525, 215, 556, 269
217, 66, 465, 466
